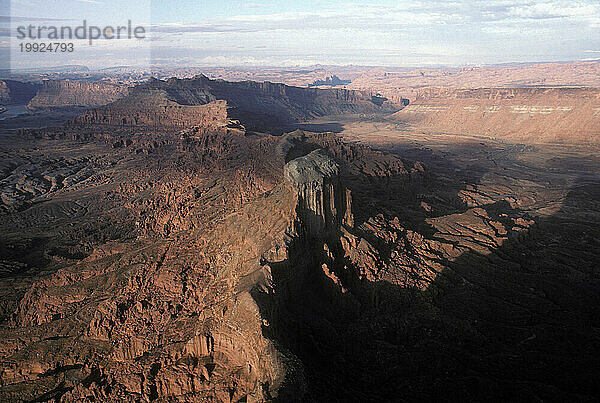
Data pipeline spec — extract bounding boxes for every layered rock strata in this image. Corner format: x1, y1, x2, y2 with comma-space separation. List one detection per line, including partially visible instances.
0, 80, 40, 105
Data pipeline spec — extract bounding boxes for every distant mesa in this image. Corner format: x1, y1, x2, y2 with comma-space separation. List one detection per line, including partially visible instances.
26, 80, 129, 110
308, 74, 351, 87
0, 79, 129, 112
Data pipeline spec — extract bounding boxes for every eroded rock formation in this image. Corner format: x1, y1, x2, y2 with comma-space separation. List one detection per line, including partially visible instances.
0, 80, 39, 105
284, 149, 352, 235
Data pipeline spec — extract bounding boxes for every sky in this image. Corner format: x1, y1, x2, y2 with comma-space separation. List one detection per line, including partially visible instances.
2, 0, 600, 69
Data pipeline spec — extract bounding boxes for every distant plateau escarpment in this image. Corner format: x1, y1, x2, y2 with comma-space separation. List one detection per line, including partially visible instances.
394, 87, 600, 144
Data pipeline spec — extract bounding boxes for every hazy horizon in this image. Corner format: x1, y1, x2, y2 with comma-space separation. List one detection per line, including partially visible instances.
2, 0, 600, 70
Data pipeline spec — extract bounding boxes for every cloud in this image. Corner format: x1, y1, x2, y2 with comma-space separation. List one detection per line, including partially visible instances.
8, 1, 600, 69
150, 22, 264, 34
149, 1, 600, 39
142, 1, 600, 67
0, 16, 76, 23
505, 1, 597, 20
242, 2, 266, 9
149, 9, 451, 38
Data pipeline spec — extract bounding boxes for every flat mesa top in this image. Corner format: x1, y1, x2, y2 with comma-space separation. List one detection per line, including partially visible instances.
284, 149, 339, 186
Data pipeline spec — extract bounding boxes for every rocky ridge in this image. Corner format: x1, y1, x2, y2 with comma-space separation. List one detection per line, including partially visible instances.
0, 128, 431, 401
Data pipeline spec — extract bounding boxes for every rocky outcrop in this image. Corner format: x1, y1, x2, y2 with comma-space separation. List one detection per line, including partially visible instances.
27, 80, 128, 110
2, 76, 599, 402
284, 149, 352, 235
0, 128, 429, 401
0, 131, 295, 402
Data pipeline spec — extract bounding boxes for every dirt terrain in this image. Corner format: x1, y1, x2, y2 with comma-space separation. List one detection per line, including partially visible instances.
0, 74, 599, 401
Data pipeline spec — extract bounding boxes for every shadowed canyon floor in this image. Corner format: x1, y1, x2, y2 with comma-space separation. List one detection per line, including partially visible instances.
0, 77, 599, 402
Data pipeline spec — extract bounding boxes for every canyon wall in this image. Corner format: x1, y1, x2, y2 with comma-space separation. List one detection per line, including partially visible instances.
0, 130, 424, 401
73, 95, 229, 130
4, 124, 595, 400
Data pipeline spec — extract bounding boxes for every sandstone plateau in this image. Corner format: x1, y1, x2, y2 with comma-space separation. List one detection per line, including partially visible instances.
0, 72, 599, 402
0, 79, 130, 136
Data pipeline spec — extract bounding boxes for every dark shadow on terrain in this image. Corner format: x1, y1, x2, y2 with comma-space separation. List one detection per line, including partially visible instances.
0, 107, 86, 135
336, 140, 494, 234
0, 236, 51, 278
1, 80, 39, 105
293, 122, 345, 134
252, 144, 600, 401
